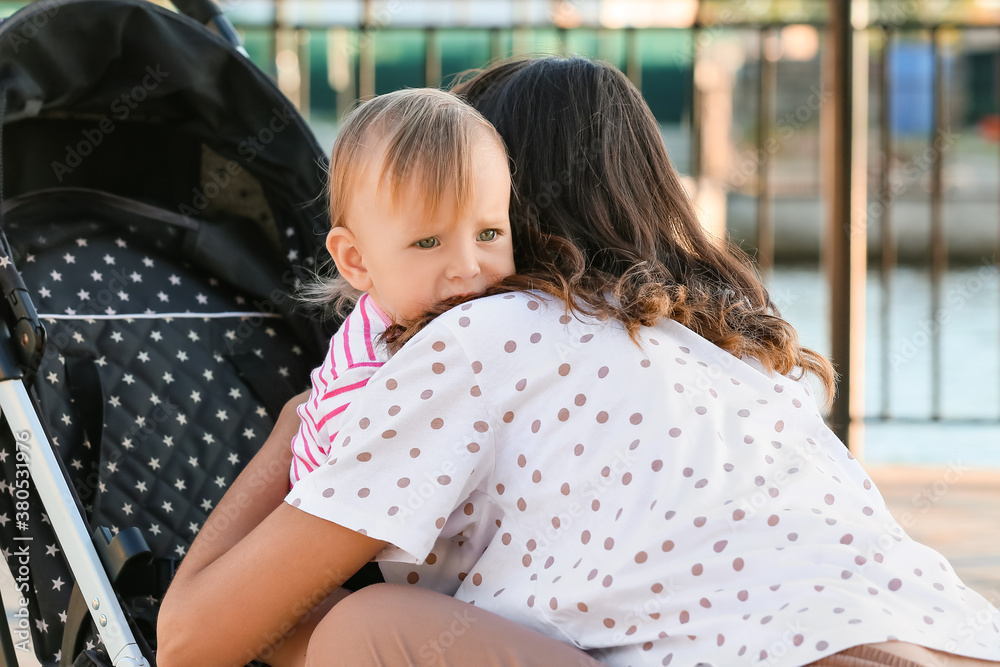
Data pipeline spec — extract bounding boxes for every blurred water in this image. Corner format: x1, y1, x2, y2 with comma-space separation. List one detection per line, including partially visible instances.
770, 265, 1000, 468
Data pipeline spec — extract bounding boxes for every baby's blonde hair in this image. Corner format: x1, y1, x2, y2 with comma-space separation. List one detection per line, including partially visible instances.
301, 88, 508, 317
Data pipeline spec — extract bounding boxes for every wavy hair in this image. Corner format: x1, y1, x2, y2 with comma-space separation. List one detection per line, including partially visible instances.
385, 57, 835, 405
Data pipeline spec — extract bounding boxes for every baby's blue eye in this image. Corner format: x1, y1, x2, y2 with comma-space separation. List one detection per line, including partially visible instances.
478, 229, 498, 242
415, 238, 438, 249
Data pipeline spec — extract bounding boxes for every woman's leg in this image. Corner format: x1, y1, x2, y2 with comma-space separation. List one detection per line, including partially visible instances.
259, 588, 354, 667
809, 642, 1000, 667
303, 583, 604, 667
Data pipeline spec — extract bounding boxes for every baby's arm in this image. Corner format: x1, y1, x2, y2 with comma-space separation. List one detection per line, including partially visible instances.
291, 296, 389, 485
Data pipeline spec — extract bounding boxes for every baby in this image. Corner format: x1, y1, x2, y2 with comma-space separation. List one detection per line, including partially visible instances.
289, 88, 514, 491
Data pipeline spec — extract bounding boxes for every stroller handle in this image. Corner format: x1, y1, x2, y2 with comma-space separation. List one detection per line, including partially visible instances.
171, 0, 247, 56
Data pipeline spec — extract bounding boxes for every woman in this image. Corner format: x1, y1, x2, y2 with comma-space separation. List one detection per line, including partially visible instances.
157, 57, 1000, 667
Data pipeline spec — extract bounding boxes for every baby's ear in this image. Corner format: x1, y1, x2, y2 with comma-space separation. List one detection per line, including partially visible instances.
326, 226, 373, 292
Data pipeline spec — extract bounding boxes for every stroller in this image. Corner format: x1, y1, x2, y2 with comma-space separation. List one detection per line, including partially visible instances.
0, 0, 366, 664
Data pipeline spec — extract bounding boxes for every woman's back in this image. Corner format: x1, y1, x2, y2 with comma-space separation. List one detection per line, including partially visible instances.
288, 290, 1000, 666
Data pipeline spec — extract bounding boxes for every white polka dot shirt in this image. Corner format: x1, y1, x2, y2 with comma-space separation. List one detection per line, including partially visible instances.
287, 292, 1000, 666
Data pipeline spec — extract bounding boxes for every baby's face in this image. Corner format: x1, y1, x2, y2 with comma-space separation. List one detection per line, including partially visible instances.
344, 137, 515, 321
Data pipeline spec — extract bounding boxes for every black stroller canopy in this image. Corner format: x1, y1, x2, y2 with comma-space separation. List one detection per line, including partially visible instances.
0, 0, 334, 347
1, 0, 330, 250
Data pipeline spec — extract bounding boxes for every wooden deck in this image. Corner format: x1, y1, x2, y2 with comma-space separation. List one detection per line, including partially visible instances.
867, 464, 1000, 605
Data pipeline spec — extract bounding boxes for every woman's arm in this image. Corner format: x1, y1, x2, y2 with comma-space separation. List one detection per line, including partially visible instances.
156, 393, 386, 667
175, 392, 306, 573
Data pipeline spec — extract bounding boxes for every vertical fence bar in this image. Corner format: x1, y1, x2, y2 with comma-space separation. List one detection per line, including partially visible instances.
690, 24, 702, 182
331, 27, 356, 120
757, 27, 776, 274
557, 26, 568, 55
490, 27, 504, 62
425, 27, 441, 88
359, 0, 375, 99
270, 0, 281, 79
626, 27, 641, 90
828, 0, 868, 451
297, 29, 311, 120
880, 25, 895, 421
930, 26, 947, 420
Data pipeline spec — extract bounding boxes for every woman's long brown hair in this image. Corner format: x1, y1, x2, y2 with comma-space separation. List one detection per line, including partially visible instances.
387, 56, 836, 406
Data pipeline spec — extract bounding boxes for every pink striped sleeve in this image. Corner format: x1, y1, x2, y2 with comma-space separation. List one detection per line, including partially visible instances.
322, 377, 371, 401
310, 343, 338, 412
291, 296, 392, 488
315, 401, 351, 432
359, 294, 377, 362
301, 442, 322, 468
342, 310, 355, 366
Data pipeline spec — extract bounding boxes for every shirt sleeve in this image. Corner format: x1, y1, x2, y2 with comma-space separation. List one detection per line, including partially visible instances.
285, 322, 496, 563
289, 296, 390, 485
289, 352, 385, 484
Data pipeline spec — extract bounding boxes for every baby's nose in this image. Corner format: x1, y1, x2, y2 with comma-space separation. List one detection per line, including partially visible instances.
447, 246, 482, 280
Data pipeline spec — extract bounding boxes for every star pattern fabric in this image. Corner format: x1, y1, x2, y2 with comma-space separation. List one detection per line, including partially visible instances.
0, 218, 319, 665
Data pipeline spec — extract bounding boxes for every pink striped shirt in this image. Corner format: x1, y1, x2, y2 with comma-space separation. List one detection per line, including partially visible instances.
289, 293, 392, 486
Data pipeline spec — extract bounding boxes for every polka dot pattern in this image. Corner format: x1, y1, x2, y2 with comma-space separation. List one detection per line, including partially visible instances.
285, 293, 1000, 667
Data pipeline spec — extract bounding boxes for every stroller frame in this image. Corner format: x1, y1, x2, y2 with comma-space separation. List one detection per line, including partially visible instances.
0, 369, 147, 666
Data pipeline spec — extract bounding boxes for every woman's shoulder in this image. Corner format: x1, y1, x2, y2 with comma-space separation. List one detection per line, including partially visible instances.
416, 291, 727, 359
441, 290, 556, 321
420, 291, 624, 346
410, 292, 816, 396
411, 291, 558, 338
